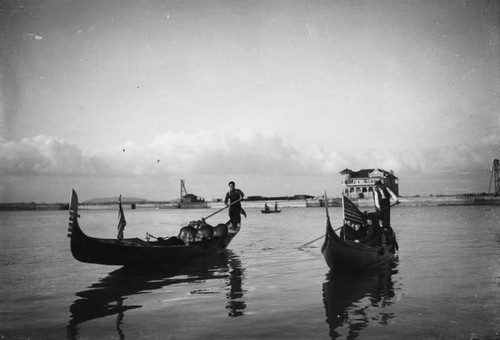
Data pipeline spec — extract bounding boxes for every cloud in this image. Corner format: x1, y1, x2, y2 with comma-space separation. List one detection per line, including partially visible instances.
0, 135, 87, 176
1, 130, 498, 187
143, 128, 316, 176
0, 130, 314, 178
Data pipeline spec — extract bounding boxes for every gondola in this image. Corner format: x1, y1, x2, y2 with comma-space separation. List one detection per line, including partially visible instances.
67, 189, 240, 268
261, 209, 281, 214
321, 194, 397, 271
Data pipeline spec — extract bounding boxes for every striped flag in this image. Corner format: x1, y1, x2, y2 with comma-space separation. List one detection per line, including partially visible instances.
342, 194, 365, 225
117, 195, 127, 240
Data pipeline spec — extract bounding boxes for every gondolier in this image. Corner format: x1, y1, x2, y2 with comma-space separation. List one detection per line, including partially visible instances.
224, 181, 245, 229
373, 180, 399, 228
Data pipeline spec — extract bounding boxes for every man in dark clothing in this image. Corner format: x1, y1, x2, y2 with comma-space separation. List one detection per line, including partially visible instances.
224, 181, 245, 229
374, 180, 399, 228
357, 213, 381, 246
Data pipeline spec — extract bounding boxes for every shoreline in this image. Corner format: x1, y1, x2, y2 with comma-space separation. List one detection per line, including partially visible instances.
1, 193, 500, 211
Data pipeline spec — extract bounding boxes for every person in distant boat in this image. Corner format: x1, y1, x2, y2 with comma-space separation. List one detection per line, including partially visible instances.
225, 181, 245, 229
373, 180, 399, 228
274, 202, 278, 211
264, 202, 270, 212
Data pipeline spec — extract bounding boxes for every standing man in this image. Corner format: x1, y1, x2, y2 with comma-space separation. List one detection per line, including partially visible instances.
373, 180, 399, 228
224, 181, 245, 229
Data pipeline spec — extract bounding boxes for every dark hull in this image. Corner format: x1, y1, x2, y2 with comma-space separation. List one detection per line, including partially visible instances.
69, 231, 238, 267
261, 210, 281, 214
68, 190, 239, 268
321, 222, 395, 271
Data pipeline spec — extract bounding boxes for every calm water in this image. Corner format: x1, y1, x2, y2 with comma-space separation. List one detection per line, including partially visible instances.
0, 205, 499, 339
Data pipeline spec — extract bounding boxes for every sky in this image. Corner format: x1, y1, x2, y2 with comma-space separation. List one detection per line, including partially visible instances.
0, 0, 499, 203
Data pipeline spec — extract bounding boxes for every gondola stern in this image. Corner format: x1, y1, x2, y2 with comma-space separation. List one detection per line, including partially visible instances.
224, 220, 240, 248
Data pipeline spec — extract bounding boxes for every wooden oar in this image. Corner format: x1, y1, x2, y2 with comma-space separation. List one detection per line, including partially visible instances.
377, 201, 400, 213
202, 197, 243, 220
297, 226, 344, 249
297, 234, 324, 249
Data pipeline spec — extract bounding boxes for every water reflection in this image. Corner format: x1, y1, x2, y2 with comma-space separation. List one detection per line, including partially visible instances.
323, 261, 398, 339
66, 250, 245, 339
226, 253, 246, 317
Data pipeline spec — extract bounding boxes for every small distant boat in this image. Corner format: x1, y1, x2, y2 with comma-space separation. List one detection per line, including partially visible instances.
321, 195, 397, 271
67, 189, 240, 268
261, 202, 281, 214
261, 209, 281, 214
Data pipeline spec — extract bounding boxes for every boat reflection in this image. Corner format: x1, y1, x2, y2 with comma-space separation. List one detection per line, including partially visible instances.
323, 261, 398, 339
66, 250, 245, 339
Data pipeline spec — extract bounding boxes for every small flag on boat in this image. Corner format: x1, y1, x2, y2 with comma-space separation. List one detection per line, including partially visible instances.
342, 195, 365, 225
117, 195, 127, 240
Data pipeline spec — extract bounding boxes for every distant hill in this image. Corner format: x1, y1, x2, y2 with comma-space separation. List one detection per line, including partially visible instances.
83, 196, 150, 204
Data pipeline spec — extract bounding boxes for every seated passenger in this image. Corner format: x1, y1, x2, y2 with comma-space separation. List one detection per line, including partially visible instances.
354, 223, 367, 241
358, 213, 382, 246
340, 222, 358, 241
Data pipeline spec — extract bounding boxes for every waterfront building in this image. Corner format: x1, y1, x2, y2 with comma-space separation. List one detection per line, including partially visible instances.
340, 168, 399, 199
178, 179, 208, 208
